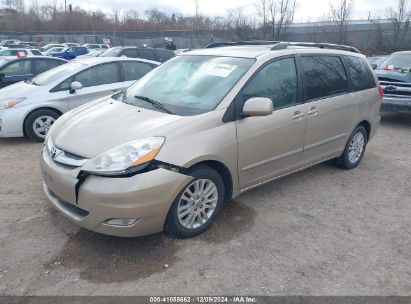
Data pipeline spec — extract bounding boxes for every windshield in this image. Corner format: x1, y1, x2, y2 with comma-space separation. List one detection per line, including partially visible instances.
123, 55, 255, 116
100, 47, 122, 57
32, 62, 85, 86
378, 54, 411, 72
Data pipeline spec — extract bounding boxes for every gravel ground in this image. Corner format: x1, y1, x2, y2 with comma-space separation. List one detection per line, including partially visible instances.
0, 113, 410, 296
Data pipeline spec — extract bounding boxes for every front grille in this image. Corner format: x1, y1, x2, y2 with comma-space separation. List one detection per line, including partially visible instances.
384, 90, 411, 96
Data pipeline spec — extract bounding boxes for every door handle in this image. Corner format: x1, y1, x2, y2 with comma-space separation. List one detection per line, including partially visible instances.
291, 111, 305, 120
307, 107, 318, 116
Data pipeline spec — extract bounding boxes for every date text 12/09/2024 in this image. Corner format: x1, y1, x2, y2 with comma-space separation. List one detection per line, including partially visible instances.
149, 297, 257, 303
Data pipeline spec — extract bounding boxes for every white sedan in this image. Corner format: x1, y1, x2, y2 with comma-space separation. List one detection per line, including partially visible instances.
0, 48, 43, 57
0, 57, 159, 141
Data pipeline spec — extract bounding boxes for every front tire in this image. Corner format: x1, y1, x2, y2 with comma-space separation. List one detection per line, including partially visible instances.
336, 125, 368, 169
24, 109, 59, 142
165, 166, 225, 238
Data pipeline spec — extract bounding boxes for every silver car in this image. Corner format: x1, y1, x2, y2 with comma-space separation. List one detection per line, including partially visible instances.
0, 57, 159, 141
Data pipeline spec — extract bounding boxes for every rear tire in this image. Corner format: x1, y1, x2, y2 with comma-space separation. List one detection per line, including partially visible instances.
24, 109, 59, 142
165, 165, 225, 239
336, 125, 368, 169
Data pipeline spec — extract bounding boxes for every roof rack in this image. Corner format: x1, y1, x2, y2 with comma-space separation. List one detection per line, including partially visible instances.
204, 40, 361, 54
205, 41, 280, 48
271, 42, 361, 54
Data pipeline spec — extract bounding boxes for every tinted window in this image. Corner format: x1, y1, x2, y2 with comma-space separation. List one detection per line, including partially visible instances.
302, 55, 348, 100
1, 60, 31, 76
31, 50, 42, 55
122, 49, 139, 58
155, 49, 174, 62
122, 61, 154, 81
75, 47, 87, 55
243, 58, 298, 109
138, 49, 156, 61
345, 56, 376, 91
74, 62, 119, 87
35, 59, 63, 74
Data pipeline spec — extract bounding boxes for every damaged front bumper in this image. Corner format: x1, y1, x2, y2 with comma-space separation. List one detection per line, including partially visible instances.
40, 149, 192, 237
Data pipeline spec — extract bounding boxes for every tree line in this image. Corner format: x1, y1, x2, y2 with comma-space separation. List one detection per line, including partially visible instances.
0, 0, 410, 46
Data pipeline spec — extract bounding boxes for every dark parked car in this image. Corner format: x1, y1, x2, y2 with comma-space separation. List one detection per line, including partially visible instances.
51, 46, 88, 60
100, 46, 174, 62
375, 51, 411, 112
0, 56, 67, 88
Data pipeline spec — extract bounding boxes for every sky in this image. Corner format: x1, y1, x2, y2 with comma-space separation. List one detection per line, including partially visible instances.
69, 0, 392, 22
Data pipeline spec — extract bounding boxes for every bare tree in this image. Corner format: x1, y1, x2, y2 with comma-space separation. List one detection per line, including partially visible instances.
267, 0, 296, 40
226, 6, 256, 40
256, 0, 269, 38
329, 0, 355, 44
388, 0, 411, 49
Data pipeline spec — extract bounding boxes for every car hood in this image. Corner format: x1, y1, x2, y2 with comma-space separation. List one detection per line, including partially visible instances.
0, 81, 39, 99
375, 69, 411, 83
51, 98, 189, 159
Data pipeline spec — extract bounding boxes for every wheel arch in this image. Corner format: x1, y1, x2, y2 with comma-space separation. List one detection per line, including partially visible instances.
22, 107, 63, 138
357, 120, 371, 140
187, 160, 233, 201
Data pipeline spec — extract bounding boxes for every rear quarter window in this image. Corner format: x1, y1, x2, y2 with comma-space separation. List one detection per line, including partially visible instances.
344, 56, 376, 91
302, 55, 348, 100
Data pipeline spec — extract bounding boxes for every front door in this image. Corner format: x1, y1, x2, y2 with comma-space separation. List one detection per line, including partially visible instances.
236, 57, 307, 190
66, 62, 122, 110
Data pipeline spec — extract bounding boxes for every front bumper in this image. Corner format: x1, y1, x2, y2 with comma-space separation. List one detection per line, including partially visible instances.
40, 149, 192, 237
0, 108, 25, 138
381, 96, 411, 112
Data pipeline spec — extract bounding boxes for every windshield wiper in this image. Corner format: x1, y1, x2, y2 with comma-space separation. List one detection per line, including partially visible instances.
134, 95, 175, 115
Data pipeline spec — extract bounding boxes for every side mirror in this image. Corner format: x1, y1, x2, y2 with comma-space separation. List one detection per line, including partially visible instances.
371, 64, 377, 70
242, 97, 274, 117
0, 72, 4, 79
69, 81, 82, 94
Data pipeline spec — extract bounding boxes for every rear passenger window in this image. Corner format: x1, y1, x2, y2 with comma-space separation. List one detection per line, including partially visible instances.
36, 60, 62, 74
122, 62, 154, 81
138, 49, 156, 61
243, 57, 298, 109
122, 49, 139, 58
302, 55, 348, 100
155, 49, 174, 62
344, 56, 376, 91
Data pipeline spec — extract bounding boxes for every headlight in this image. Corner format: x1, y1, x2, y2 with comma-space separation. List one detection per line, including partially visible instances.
0, 97, 26, 110
82, 137, 165, 175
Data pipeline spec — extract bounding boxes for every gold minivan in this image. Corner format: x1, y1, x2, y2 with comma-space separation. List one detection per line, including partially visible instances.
40, 42, 383, 238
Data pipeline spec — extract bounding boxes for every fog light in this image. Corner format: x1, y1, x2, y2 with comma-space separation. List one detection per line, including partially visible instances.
104, 218, 138, 227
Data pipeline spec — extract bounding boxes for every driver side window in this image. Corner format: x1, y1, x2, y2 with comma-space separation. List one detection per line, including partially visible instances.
243, 57, 298, 109
74, 62, 119, 88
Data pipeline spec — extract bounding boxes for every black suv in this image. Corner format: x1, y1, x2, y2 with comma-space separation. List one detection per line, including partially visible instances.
100, 47, 174, 62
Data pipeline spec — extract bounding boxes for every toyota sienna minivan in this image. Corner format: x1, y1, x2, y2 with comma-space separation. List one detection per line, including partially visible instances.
40, 42, 382, 238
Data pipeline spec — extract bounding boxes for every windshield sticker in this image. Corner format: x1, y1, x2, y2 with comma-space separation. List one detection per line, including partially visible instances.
205, 64, 237, 77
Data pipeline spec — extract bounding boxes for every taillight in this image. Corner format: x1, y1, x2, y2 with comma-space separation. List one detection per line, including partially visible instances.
378, 84, 384, 97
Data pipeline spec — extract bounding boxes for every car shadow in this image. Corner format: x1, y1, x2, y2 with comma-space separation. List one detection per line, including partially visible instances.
45, 200, 257, 283
380, 112, 411, 128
